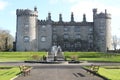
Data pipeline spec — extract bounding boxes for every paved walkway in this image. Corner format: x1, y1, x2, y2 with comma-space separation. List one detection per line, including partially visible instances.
0, 62, 120, 80
14, 65, 104, 80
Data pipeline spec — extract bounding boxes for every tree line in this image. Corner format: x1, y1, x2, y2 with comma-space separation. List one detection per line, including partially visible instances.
0, 29, 14, 51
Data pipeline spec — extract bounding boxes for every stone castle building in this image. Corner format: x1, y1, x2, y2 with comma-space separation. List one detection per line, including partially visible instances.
15, 7, 112, 52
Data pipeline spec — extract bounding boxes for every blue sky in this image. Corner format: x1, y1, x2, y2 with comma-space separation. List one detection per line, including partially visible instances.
0, 0, 120, 38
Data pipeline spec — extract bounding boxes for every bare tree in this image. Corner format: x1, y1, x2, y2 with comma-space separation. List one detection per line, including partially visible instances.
0, 29, 14, 51
112, 35, 119, 50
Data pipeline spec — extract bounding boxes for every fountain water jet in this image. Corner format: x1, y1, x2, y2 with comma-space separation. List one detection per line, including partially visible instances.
47, 45, 64, 61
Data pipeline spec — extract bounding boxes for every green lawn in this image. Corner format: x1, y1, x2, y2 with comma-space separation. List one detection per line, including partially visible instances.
0, 52, 46, 62
0, 52, 120, 62
0, 52, 120, 80
84, 66, 120, 80
64, 52, 120, 62
98, 67, 120, 80
0, 66, 20, 80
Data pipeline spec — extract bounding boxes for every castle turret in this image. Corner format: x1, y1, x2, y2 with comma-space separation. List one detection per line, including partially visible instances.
59, 13, 63, 22
16, 8, 38, 51
93, 9, 112, 52
83, 14, 86, 22
93, 8, 97, 19
48, 13, 51, 21
71, 12, 74, 22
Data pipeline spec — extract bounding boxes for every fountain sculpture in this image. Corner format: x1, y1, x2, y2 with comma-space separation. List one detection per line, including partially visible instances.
47, 45, 64, 61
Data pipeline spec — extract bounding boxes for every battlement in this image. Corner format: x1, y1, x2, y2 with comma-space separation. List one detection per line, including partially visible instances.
38, 19, 93, 26
95, 12, 111, 19
16, 9, 38, 17
38, 20, 47, 25
93, 9, 111, 19
52, 22, 93, 26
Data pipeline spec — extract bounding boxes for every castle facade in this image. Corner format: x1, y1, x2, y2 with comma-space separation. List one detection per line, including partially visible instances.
15, 7, 112, 52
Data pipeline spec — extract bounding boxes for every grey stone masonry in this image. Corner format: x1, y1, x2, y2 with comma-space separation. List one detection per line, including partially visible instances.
15, 7, 112, 52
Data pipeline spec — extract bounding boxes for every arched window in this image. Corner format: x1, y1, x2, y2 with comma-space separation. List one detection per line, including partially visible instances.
41, 36, 46, 42
23, 36, 30, 42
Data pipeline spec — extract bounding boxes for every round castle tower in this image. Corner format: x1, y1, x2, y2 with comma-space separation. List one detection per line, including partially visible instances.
16, 7, 38, 51
93, 9, 112, 52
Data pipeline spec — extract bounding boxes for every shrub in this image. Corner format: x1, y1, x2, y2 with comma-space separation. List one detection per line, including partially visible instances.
31, 54, 40, 60
70, 55, 79, 61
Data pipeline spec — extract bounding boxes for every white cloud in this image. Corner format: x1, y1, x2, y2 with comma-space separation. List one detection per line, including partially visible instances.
70, 1, 109, 21
70, 0, 120, 20
70, 0, 120, 37
0, 0, 8, 10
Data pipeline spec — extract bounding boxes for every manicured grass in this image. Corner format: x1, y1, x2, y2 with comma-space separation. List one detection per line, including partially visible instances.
0, 52, 120, 62
84, 66, 120, 80
0, 52, 46, 62
64, 52, 120, 62
0, 66, 20, 80
98, 67, 120, 80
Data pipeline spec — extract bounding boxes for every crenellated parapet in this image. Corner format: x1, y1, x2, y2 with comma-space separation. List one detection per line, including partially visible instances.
16, 9, 38, 17
94, 12, 111, 19
52, 21, 93, 26
93, 9, 111, 19
38, 20, 47, 25
38, 19, 93, 26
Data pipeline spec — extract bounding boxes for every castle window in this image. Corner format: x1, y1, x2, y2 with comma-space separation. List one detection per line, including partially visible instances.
42, 25, 46, 28
41, 36, 46, 42
64, 34, 69, 39
76, 34, 81, 39
88, 35, 93, 39
53, 27, 56, 32
25, 24, 29, 27
23, 36, 30, 42
64, 42, 70, 48
53, 35, 57, 40
89, 28, 93, 32
24, 24, 29, 32
64, 27, 69, 32
75, 42, 81, 48
74, 27, 80, 32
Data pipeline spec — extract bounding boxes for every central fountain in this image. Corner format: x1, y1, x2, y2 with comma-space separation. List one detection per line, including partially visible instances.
47, 45, 65, 62
24, 45, 65, 64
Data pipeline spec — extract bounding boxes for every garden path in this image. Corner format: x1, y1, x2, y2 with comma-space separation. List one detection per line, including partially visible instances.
14, 65, 104, 80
